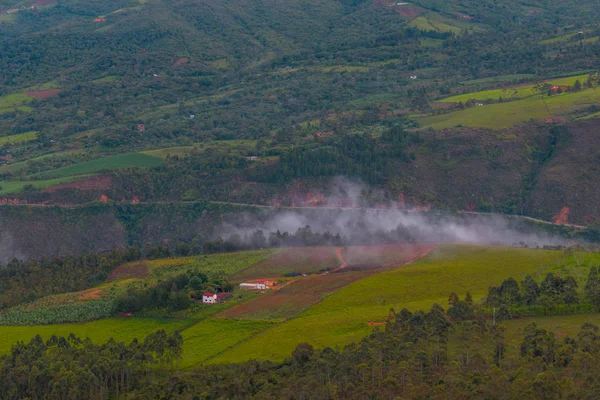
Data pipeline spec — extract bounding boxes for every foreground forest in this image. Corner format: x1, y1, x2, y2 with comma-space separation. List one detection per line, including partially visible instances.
6, 305, 600, 399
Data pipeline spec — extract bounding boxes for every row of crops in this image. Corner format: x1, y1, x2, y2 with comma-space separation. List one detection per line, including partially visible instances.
0, 300, 115, 326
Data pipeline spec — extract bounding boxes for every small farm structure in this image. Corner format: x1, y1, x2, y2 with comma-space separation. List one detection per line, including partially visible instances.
240, 280, 269, 290
202, 292, 233, 304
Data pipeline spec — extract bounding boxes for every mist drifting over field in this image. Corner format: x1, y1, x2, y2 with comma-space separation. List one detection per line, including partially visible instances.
218, 178, 571, 248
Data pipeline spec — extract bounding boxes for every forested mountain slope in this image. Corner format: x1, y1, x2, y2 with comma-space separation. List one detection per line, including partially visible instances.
0, 0, 599, 240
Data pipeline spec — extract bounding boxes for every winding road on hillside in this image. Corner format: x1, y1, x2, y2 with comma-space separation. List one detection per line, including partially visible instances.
0, 198, 586, 229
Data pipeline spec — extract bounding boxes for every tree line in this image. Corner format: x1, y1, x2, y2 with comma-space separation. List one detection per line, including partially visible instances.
6, 304, 600, 398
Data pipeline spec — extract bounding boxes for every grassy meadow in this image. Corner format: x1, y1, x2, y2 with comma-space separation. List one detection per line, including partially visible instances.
422, 85, 600, 129
31, 153, 163, 179
0, 317, 192, 355
0, 131, 38, 145
0, 175, 91, 195
180, 318, 274, 368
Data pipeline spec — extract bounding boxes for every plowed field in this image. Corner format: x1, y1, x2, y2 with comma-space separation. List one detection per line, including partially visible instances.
218, 271, 371, 320
341, 243, 437, 271
233, 247, 339, 280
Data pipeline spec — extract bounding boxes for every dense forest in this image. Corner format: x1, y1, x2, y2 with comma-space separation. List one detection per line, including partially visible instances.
6, 303, 600, 399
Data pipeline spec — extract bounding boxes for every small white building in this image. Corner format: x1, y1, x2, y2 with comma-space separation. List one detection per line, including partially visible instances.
240, 280, 268, 290
202, 293, 217, 304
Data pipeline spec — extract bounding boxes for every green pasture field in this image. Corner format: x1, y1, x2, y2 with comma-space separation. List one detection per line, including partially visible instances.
539, 32, 580, 45
503, 314, 600, 353
180, 318, 273, 368
140, 140, 259, 160
421, 85, 600, 129
461, 74, 536, 86
30, 152, 163, 179
439, 74, 590, 104
0, 317, 191, 355
0, 150, 86, 174
0, 14, 15, 23
0, 131, 37, 145
420, 38, 444, 47
146, 250, 275, 280
409, 16, 437, 31
141, 146, 196, 158
0, 175, 90, 195
210, 245, 600, 363
91, 76, 120, 84
0, 93, 34, 109
22, 81, 60, 92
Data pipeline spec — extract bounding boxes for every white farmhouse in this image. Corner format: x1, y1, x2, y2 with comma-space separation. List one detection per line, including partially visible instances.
240, 280, 268, 290
202, 293, 218, 304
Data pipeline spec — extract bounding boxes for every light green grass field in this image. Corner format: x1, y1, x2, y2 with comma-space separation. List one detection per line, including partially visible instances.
31, 152, 162, 179
141, 146, 196, 158
147, 250, 275, 280
503, 314, 600, 354
180, 319, 273, 368
409, 16, 437, 31
440, 74, 590, 104
210, 245, 599, 363
462, 74, 536, 86
539, 32, 580, 45
420, 38, 444, 47
22, 81, 60, 92
91, 76, 120, 84
0, 14, 16, 23
0, 131, 37, 145
0, 317, 191, 355
0, 93, 34, 109
0, 175, 90, 195
422, 85, 600, 129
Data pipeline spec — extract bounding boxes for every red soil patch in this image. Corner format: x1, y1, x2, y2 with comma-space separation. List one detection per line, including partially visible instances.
219, 271, 371, 320
553, 206, 571, 225
93, 17, 106, 22
42, 176, 112, 193
341, 243, 437, 271
234, 247, 339, 280
396, 7, 424, 17
26, 88, 61, 99
172, 57, 190, 67
106, 263, 149, 282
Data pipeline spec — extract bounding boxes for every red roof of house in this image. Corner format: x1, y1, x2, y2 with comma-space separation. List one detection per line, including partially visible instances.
256, 280, 266, 284
203, 293, 216, 297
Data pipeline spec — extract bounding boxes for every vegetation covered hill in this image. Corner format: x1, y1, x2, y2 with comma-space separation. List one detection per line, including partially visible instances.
0, 0, 599, 232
